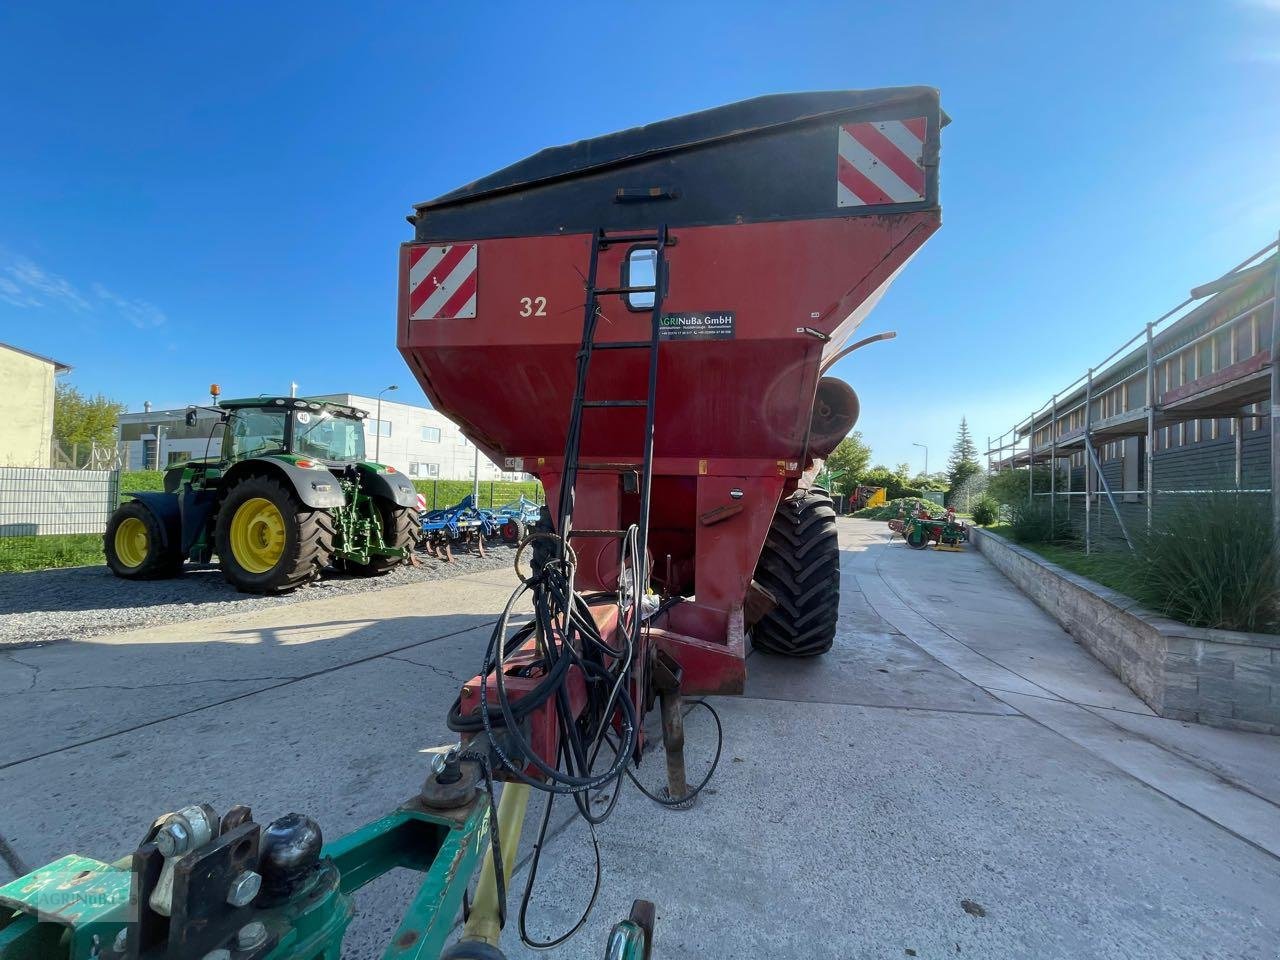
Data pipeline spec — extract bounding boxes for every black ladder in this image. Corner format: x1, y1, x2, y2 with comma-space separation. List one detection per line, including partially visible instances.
556, 225, 671, 595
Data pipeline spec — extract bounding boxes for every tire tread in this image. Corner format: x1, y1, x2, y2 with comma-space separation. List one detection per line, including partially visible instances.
751, 487, 840, 657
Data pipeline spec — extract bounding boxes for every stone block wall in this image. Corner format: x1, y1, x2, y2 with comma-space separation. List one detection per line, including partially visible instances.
971, 527, 1280, 735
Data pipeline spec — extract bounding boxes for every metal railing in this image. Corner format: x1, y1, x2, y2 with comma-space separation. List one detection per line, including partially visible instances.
0, 468, 120, 572
986, 233, 1280, 553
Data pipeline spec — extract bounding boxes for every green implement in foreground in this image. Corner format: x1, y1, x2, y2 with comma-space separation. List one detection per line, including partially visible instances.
105, 395, 421, 594
0, 773, 654, 960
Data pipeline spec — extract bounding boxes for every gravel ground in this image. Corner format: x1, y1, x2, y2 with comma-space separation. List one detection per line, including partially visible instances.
0, 546, 518, 646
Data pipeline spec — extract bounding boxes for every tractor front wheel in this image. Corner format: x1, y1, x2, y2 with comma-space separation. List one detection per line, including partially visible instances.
104, 501, 183, 580
347, 502, 421, 576
750, 487, 840, 657
215, 475, 335, 593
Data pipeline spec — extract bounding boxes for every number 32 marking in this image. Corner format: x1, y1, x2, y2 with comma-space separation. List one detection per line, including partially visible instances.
519, 296, 547, 317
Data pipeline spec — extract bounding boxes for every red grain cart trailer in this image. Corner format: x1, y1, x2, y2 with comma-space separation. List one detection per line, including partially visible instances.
398, 88, 944, 701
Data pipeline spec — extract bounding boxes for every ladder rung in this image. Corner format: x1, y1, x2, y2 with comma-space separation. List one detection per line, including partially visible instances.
583, 400, 647, 408
593, 285, 656, 296
592, 340, 652, 350
599, 233, 663, 245
568, 529, 628, 538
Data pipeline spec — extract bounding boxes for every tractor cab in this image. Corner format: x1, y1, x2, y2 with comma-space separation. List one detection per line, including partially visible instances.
215, 397, 372, 467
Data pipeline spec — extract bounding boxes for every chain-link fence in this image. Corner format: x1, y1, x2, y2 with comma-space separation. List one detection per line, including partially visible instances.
0, 468, 119, 572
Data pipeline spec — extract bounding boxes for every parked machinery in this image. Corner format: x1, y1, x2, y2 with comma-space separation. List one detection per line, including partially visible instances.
852, 485, 888, 511
418, 494, 497, 560
396, 88, 946, 953
104, 395, 420, 593
893, 502, 969, 550
493, 494, 541, 544
3, 89, 945, 960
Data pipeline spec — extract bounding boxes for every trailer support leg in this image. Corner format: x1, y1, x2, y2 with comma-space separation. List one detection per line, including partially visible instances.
653, 650, 692, 808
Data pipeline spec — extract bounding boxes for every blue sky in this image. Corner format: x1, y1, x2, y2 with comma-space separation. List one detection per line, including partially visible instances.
1, 1, 1277, 473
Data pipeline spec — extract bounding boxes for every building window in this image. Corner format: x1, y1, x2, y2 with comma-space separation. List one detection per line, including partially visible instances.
421, 426, 441, 443
409, 462, 439, 477
367, 419, 392, 438
457, 435, 470, 447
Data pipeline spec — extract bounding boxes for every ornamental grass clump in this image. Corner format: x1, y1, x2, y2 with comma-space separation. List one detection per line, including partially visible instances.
1008, 498, 1072, 544
1123, 494, 1279, 633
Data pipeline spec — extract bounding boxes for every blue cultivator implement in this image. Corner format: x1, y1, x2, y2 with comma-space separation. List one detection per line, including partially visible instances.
418, 495, 498, 560
492, 495, 540, 545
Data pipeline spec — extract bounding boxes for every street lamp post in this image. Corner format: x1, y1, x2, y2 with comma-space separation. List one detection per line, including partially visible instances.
375, 385, 398, 462
912, 441, 928, 477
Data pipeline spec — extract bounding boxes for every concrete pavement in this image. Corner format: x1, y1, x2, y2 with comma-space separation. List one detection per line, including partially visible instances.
1, 520, 1278, 959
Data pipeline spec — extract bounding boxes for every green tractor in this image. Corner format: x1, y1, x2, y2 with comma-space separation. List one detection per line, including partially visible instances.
104, 396, 421, 593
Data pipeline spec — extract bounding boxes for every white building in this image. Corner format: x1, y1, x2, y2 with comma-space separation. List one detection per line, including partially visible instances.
117, 392, 517, 482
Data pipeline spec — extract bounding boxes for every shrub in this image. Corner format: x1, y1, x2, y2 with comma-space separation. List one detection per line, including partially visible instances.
852, 497, 943, 521
987, 467, 1054, 506
1121, 494, 1279, 632
971, 496, 999, 527
1007, 498, 1072, 544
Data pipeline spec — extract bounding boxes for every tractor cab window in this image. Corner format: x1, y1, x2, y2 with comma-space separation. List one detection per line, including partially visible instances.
292, 411, 366, 462
225, 408, 287, 461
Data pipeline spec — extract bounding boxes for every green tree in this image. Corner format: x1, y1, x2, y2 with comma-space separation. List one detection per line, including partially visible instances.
910, 471, 949, 492
947, 417, 981, 488
861, 463, 914, 500
53, 383, 125, 448
822, 432, 872, 494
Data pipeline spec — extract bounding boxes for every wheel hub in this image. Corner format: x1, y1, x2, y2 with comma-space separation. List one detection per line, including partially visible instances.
114, 516, 149, 568
230, 497, 286, 573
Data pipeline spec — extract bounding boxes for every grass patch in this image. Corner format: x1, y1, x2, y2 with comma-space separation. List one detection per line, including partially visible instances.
0, 533, 103, 573
985, 494, 1279, 633
1001, 537, 1135, 597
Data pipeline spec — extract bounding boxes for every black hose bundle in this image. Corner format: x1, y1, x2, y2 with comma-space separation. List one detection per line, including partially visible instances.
448, 526, 723, 948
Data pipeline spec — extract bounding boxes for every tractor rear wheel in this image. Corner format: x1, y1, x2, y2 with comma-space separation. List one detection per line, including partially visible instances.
751, 487, 840, 657
104, 501, 183, 580
215, 475, 334, 593
500, 518, 525, 545
905, 524, 931, 549
347, 502, 421, 576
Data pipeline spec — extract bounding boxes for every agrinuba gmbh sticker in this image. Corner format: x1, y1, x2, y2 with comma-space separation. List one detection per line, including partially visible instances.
658, 311, 735, 341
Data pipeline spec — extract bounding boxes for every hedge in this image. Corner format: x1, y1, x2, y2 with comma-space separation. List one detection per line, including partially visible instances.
412, 479, 543, 510
119, 470, 543, 511
120, 470, 166, 493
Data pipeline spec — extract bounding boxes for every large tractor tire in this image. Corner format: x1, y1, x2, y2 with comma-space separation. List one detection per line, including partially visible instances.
215, 475, 334, 594
751, 487, 840, 657
347, 502, 421, 576
104, 500, 183, 580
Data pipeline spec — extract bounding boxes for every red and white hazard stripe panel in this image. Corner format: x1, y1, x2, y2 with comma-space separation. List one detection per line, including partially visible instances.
836, 117, 927, 208
408, 243, 478, 320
